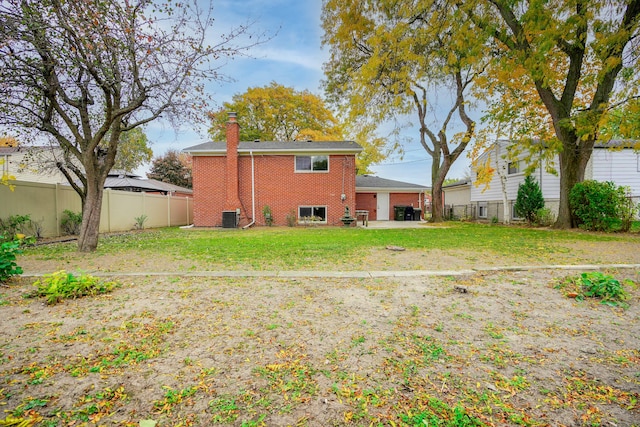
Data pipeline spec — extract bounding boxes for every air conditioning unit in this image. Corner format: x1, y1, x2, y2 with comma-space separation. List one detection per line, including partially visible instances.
222, 210, 238, 228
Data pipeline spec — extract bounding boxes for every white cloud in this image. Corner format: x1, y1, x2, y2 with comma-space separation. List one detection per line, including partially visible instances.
256, 47, 327, 71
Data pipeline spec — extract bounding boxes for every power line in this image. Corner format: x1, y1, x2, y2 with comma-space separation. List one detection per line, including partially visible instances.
374, 158, 430, 166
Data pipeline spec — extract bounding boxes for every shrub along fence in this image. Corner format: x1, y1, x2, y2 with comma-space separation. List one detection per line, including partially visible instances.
445, 197, 639, 223
0, 180, 193, 238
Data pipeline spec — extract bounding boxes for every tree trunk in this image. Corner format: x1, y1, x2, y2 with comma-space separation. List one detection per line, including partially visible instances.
77, 176, 106, 252
554, 139, 591, 228
430, 150, 444, 222
500, 173, 510, 225
431, 181, 444, 222
431, 153, 451, 223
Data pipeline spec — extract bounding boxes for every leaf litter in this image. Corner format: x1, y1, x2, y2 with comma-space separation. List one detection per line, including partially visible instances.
1, 242, 639, 426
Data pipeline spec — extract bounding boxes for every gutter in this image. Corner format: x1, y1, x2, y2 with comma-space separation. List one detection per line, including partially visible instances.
243, 150, 256, 229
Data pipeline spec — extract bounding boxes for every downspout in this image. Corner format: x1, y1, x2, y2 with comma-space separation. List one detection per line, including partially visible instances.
243, 150, 256, 229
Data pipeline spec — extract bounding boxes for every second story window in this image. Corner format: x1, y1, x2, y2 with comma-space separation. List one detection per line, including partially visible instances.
507, 161, 521, 175
295, 155, 329, 172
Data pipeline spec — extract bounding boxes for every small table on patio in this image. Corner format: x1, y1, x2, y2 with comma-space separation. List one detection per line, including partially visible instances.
355, 210, 369, 227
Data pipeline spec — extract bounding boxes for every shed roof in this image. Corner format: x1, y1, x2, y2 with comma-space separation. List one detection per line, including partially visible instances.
355, 175, 428, 192
0, 147, 22, 154
103, 176, 192, 194
183, 141, 363, 155
442, 179, 471, 189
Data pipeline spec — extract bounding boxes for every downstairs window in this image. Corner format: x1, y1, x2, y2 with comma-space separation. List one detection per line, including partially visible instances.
298, 206, 327, 223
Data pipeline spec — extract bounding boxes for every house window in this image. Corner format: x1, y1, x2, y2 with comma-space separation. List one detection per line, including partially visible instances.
478, 203, 487, 219
298, 206, 327, 223
511, 202, 522, 220
508, 161, 520, 175
295, 155, 328, 172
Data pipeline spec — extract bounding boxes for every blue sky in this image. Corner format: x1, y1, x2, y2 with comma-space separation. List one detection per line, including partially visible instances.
143, 0, 473, 187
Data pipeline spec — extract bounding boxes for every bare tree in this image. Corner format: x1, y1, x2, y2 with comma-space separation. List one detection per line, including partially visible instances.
0, 0, 266, 251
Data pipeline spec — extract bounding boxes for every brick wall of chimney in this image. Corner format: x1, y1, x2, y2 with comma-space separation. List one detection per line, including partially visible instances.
223, 112, 242, 212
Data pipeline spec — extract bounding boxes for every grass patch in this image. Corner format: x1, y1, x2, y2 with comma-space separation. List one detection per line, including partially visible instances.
23, 222, 636, 271
28, 270, 120, 304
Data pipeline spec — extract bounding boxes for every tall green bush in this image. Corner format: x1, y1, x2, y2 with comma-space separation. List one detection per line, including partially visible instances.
514, 175, 545, 225
569, 180, 631, 231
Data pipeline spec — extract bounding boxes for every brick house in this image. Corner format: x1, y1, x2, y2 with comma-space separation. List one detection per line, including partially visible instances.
184, 113, 363, 227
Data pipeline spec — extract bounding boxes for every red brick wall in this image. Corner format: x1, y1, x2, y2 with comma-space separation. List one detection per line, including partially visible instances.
192, 156, 226, 226
355, 193, 378, 220
192, 153, 358, 227
390, 193, 424, 218
390, 193, 424, 220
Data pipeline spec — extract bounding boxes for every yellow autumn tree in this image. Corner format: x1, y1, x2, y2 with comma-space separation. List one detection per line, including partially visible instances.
208, 82, 388, 173
456, 0, 640, 228
322, 0, 483, 222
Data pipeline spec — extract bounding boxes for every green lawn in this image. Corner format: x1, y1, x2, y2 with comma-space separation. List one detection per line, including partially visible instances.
22, 222, 640, 272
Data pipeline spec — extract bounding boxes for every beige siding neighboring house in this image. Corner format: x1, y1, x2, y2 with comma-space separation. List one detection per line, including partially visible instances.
443, 179, 471, 206
1, 146, 69, 184
442, 179, 474, 220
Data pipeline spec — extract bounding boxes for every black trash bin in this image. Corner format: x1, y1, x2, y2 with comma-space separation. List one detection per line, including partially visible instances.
413, 208, 422, 221
404, 206, 414, 221
394, 205, 406, 221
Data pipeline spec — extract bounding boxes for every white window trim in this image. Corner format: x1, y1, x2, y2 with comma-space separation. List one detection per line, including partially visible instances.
507, 160, 522, 175
295, 155, 330, 173
298, 205, 328, 223
478, 202, 487, 219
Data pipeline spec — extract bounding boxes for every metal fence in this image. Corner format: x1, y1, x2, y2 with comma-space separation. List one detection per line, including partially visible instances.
1, 180, 193, 237
445, 197, 640, 222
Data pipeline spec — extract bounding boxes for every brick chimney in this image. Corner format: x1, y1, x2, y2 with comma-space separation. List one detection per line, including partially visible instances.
224, 112, 242, 212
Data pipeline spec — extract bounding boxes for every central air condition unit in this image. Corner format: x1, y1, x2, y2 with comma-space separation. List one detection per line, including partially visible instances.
222, 210, 238, 228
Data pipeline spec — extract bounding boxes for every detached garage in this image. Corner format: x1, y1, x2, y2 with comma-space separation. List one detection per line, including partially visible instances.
355, 175, 430, 221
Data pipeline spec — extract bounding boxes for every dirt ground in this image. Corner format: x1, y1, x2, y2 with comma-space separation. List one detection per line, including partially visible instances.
1, 243, 639, 426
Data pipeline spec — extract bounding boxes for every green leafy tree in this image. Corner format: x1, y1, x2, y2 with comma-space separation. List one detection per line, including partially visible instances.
147, 150, 192, 189
0, 0, 264, 251
113, 128, 153, 174
208, 82, 389, 174
457, 0, 640, 228
600, 99, 640, 141
514, 175, 545, 225
322, 1, 482, 222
